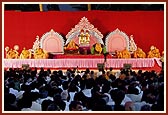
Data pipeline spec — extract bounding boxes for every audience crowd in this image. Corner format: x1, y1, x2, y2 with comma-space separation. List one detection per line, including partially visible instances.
4, 67, 164, 111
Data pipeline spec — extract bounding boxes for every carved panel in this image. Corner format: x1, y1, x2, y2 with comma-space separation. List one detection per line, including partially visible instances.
65, 17, 104, 47
105, 28, 130, 53
40, 29, 64, 54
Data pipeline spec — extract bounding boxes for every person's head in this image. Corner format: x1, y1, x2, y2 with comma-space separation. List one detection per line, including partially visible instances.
53, 94, 66, 111
125, 101, 135, 111
69, 101, 83, 111
30, 92, 40, 101
109, 74, 116, 81
74, 91, 86, 102
47, 103, 60, 111
95, 98, 106, 106
68, 83, 78, 92
102, 82, 111, 93
110, 89, 125, 105
91, 71, 94, 75
41, 100, 53, 111
4, 93, 16, 104
127, 85, 140, 95
114, 104, 125, 111
53, 94, 62, 103
19, 97, 32, 108
85, 68, 90, 74
61, 91, 69, 100
85, 79, 93, 89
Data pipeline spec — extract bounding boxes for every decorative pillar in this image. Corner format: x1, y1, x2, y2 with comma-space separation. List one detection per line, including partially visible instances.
87, 4, 91, 11
39, 4, 43, 11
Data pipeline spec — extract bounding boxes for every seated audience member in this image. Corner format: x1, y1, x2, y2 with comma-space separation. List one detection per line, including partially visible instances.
125, 101, 136, 111
114, 104, 125, 111
134, 101, 147, 111
61, 89, 70, 111
41, 100, 53, 111
53, 94, 66, 111
4, 93, 20, 111
30, 92, 41, 111
69, 101, 83, 111
141, 84, 157, 104
82, 78, 94, 98
46, 103, 61, 111
110, 89, 125, 110
151, 104, 163, 111
126, 85, 143, 103
8, 82, 19, 97
92, 97, 113, 111
108, 67, 114, 75
18, 94, 33, 111
68, 83, 78, 102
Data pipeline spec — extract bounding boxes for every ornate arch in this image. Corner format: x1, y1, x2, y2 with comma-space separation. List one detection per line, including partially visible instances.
40, 29, 64, 54
105, 28, 130, 53
65, 17, 104, 47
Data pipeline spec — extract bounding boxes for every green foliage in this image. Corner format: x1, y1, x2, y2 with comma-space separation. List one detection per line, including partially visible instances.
91, 46, 95, 54
103, 46, 106, 54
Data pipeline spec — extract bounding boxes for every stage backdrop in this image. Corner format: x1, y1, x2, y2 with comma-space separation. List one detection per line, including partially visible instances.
4, 10, 164, 55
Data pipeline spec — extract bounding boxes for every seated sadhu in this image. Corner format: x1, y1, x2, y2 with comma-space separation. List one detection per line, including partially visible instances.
147, 45, 160, 58
64, 40, 79, 50
133, 47, 146, 58
91, 43, 106, 55
153, 47, 161, 58
115, 50, 123, 58
5, 45, 19, 59
20, 47, 32, 59
95, 43, 102, 54
34, 47, 48, 59
6, 49, 19, 59
122, 48, 131, 58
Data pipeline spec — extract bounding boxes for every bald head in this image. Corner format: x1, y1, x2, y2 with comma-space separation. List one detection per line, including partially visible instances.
125, 101, 135, 111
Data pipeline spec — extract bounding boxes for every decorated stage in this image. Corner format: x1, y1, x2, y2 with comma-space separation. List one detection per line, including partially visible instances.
4, 12, 164, 73
4, 58, 162, 72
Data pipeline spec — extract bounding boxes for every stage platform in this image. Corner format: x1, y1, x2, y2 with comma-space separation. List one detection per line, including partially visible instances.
4, 58, 162, 72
